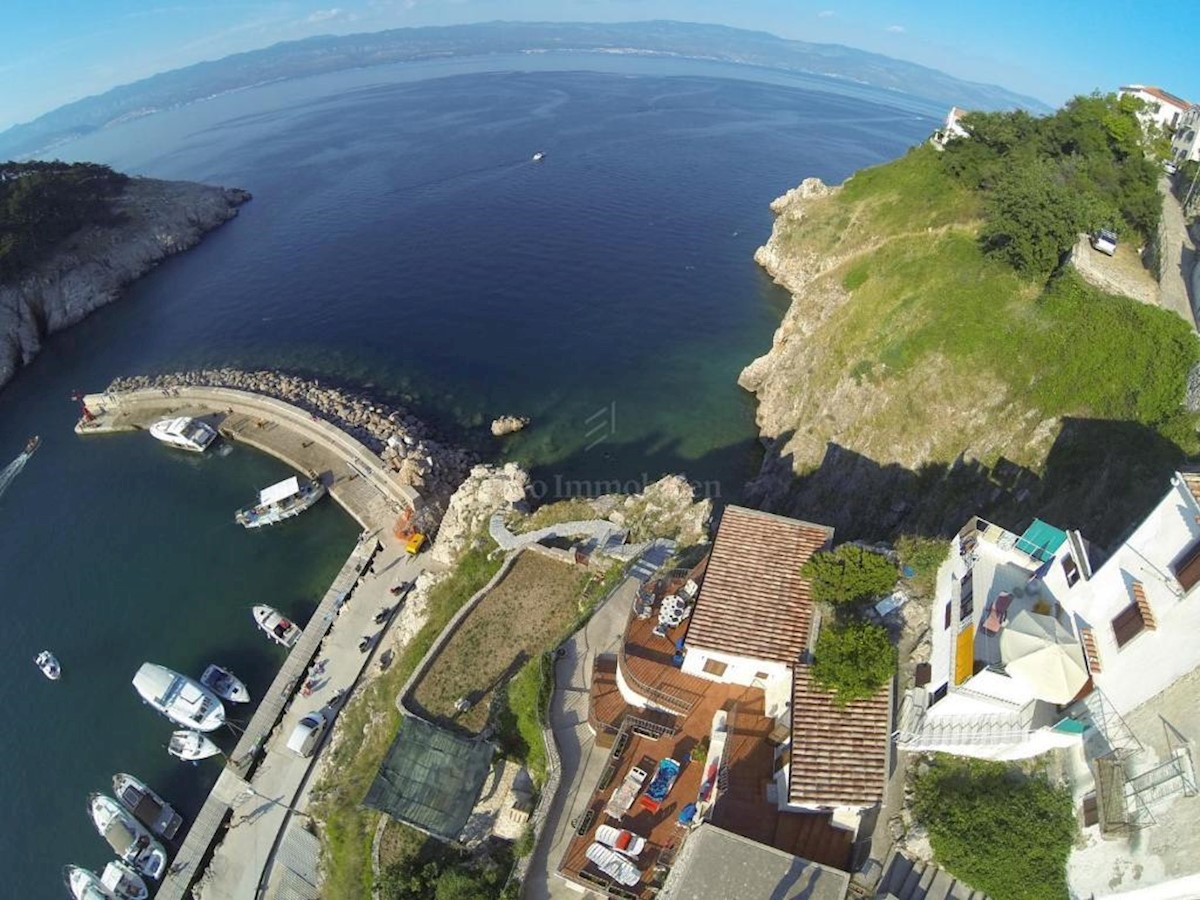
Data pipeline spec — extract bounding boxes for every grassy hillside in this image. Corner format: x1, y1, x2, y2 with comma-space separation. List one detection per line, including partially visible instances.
751, 137, 1198, 547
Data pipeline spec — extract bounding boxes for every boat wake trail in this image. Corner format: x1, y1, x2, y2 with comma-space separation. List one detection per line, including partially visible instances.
0, 452, 30, 502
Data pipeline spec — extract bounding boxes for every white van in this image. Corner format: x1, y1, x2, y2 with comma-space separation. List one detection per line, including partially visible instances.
286, 711, 328, 757
1091, 229, 1118, 256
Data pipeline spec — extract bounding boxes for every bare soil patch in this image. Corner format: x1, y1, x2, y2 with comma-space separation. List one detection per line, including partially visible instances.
412, 551, 591, 733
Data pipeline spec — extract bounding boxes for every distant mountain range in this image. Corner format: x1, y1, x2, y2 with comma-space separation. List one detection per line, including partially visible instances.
0, 20, 1051, 159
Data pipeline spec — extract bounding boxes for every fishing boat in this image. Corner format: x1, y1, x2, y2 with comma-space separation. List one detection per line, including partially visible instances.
168, 729, 222, 762
200, 663, 250, 703
235, 475, 325, 528
87, 793, 168, 881
35, 649, 61, 680
131, 663, 226, 731
253, 605, 302, 648
24, 435, 40, 456
148, 416, 218, 452
113, 772, 184, 840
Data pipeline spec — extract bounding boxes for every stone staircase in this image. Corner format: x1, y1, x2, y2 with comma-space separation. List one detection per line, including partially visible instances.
875, 850, 988, 900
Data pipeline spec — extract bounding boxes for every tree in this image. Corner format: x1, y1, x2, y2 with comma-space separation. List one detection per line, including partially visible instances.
980, 161, 1082, 276
810, 619, 896, 704
913, 757, 1076, 900
801, 545, 897, 607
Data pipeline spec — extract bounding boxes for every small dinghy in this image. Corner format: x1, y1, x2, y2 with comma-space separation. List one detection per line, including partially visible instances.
253, 605, 302, 647
168, 729, 221, 762
201, 663, 250, 704
88, 793, 168, 881
35, 650, 61, 680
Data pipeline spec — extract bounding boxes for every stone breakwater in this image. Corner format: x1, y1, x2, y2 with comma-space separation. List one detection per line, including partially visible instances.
0, 177, 250, 390
106, 368, 473, 510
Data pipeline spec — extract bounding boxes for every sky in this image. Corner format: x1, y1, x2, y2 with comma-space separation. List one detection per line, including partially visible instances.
2, 0, 1198, 132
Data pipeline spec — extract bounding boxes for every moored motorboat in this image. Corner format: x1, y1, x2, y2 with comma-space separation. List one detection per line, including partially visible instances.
35, 649, 61, 680
253, 605, 302, 647
113, 772, 184, 840
148, 416, 218, 452
87, 793, 168, 881
132, 663, 226, 731
168, 729, 221, 762
63, 865, 114, 900
201, 663, 250, 703
235, 475, 325, 528
101, 860, 149, 900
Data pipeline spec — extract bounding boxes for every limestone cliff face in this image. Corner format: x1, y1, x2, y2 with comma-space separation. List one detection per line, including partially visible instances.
0, 177, 250, 388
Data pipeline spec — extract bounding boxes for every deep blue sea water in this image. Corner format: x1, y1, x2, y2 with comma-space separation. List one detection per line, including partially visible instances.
0, 54, 934, 894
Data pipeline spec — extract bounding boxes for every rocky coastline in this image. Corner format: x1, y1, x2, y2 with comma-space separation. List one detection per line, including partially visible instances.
0, 176, 250, 390
106, 368, 473, 510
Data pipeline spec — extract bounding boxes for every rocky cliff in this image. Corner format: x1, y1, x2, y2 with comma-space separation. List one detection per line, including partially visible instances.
740, 151, 1197, 545
0, 176, 250, 388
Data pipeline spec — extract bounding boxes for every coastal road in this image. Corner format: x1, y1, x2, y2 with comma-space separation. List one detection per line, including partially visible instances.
1158, 175, 1197, 328
196, 537, 425, 899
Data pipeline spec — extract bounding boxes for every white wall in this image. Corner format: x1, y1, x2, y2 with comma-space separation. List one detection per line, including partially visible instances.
681, 647, 792, 718
1073, 478, 1200, 715
1121, 88, 1188, 131
1172, 107, 1200, 163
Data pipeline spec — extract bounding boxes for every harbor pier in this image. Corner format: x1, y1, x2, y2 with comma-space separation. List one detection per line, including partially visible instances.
75, 386, 429, 899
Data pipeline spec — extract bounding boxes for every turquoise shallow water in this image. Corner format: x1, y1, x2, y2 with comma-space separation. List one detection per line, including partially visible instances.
0, 54, 933, 893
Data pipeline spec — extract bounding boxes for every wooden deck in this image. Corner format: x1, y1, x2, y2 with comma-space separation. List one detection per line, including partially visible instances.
560, 591, 854, 895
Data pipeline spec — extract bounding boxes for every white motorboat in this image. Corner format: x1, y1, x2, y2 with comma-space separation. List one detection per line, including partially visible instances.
148, 416, 218, 452
201, 663, 250, 704
235, 475, 325, 528
88, 793, 168, 881
35, 649, 61, 680
168, 729, 221, 762
253, 605, 302, 648
64, 865, 114, 900
132, 663, 226, 732
532, 150, 546, 162
100, 860, 148, 900
113, 772, 184, 840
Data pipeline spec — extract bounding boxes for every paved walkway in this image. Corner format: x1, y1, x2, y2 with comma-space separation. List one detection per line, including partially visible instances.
1158, 175, 1198, 328
489, 514, 623, 552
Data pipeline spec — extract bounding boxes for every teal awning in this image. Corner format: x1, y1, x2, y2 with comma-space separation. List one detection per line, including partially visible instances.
1017, 519, 1068, 562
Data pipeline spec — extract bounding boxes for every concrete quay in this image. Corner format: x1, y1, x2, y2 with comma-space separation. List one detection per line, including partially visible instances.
74, 385, 431, 899
76, 385, 420, 531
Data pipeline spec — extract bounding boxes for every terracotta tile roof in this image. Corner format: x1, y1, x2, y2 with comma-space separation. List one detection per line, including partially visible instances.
684, 506, 833, 663
1122, 85, 1191, 109
789, 668, 890, 808
1179, 471, 1200, 507
1131, 581, 1157, 630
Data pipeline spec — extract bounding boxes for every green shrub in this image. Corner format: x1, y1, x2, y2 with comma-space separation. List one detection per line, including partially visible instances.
496, 655, 552, 784
914, 757, 1075, 900
811, 618, 896, 704
896, 535, 950, 598
801, 545, 898, 607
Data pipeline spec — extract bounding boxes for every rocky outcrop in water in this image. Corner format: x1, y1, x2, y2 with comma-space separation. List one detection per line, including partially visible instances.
490, 415, 530, 437
0, 177, 250, 390
106, 368, 473, 511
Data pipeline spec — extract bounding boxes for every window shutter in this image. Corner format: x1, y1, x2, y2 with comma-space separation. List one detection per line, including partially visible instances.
1174, 541, 1200, 592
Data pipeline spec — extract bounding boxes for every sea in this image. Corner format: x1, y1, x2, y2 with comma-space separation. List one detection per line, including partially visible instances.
0, 52, 935, 894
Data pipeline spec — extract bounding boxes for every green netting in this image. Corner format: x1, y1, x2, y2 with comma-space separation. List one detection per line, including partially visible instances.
364, 715, 494, 841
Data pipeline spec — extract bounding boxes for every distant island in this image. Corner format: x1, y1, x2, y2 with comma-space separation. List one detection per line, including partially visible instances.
0, 161, 249, 389
0, 20, 1050, 159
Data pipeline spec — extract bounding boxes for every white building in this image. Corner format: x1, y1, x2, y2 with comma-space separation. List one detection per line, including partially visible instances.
930, 106, 970, 150
1170, 104, 1200, 164
1119, 85, 1191, 133
898, 473, 1200, 759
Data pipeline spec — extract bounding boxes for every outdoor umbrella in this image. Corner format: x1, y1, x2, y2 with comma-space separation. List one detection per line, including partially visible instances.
999, 608, 1088, 704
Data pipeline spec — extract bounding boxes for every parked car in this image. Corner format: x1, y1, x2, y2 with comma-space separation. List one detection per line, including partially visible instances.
405, 532, 427, 556
286, 711, 328, 757
1091, 229, 1118, 256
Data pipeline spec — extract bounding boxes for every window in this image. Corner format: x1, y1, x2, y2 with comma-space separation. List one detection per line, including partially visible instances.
1112, 604, 1148, 648
702, 658, 727, 677
944, 602, 952, 630
754, 671, 769, 681
959, 572, 974, 623
1174, 541, 1200, 592
1062, 555, 1080, 587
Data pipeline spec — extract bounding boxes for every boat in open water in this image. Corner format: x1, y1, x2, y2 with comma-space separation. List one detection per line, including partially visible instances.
24, 435, 40, 456
168, 729, 222, 762
35, 649, 60, 680
148, 416, 218, 452
253, 605, 302, 647
235, 475, 325, 528
64, 862, 148, 900
87, 793, 168, 881
132, 663, 225, 731
201, 663, 250, 703
113, 772, 183, 840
